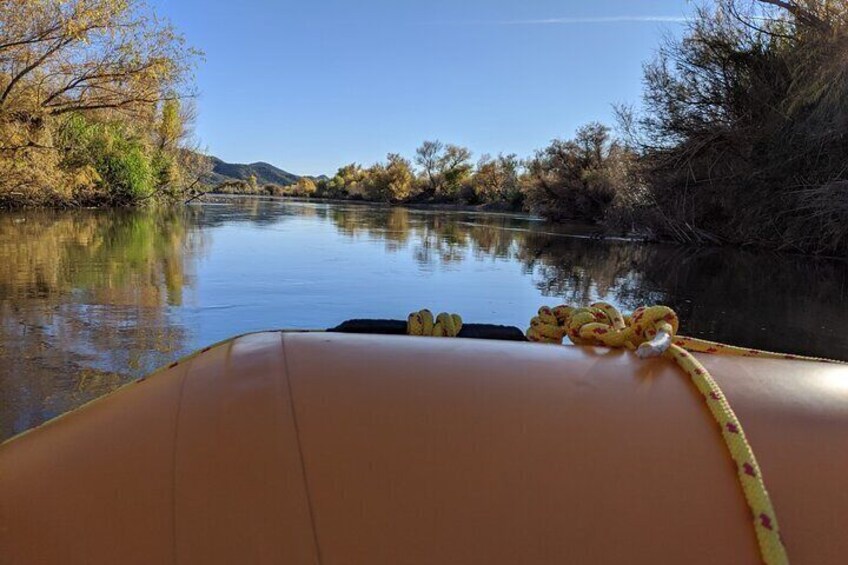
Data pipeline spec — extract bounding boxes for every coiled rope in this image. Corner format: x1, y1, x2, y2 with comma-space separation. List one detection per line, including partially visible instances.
407, 309, 463, 337
410, 303, 844, 565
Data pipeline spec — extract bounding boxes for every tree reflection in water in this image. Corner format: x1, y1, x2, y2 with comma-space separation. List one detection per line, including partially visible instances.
0, 208, 204, 439
327, 205, 848, 359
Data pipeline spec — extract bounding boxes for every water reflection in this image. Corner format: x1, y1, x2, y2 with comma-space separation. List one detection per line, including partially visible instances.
1, 197, 846, 440
0, 209, 203, 438
324, 205, 848, 361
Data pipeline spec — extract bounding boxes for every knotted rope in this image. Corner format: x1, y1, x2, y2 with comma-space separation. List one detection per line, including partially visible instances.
407, 309, 463, 337
528, 302, 814, 565
527, 303, 834, 362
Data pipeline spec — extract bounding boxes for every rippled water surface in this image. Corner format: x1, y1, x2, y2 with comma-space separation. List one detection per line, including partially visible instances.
2, 196, 847, 439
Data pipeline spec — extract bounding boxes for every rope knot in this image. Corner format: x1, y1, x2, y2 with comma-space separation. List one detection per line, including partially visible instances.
629, 305, 679, 358
407, 309, 463, 337
527, 302, 679, 357
526, 305, 573, 344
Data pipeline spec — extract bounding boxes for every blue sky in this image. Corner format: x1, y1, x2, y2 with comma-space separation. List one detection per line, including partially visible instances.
150, 0, 689, 176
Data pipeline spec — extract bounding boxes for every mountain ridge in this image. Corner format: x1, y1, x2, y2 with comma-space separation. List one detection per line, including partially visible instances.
204, 156, 306, 187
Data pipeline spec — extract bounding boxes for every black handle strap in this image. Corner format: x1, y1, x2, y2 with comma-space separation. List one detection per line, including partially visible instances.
328, 319, 527, 342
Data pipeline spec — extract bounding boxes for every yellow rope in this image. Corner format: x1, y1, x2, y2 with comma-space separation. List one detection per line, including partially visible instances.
525, 302, 848, 565
407, 309, 463, 337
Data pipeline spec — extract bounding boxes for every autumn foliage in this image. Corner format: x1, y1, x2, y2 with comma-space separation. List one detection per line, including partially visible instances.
0, 0, 203, 206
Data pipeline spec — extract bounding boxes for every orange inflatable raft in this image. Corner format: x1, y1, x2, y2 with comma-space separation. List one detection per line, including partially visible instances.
1, 312, 848, 564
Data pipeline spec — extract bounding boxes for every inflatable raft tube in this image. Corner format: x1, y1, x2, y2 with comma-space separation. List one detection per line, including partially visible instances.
1, 331, 847, 564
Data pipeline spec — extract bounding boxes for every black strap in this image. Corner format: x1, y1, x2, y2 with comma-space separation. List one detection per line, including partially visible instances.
328, 319, 527, 342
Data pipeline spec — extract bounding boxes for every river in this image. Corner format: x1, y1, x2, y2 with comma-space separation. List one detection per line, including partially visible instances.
1, 196, 847, 440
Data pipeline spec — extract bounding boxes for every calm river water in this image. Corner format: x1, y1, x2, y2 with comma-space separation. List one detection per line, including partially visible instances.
2, 197, 847, 439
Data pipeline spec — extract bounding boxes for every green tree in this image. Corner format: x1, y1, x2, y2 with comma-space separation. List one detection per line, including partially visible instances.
440, 144, 473, 198
57, 115, 155, 204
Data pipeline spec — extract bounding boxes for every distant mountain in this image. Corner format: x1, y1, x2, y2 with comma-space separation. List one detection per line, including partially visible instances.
204, 157, 301, 187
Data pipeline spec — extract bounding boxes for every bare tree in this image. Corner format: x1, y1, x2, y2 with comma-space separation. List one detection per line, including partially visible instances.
413, 140, 472, 197
415, 140, 444, 194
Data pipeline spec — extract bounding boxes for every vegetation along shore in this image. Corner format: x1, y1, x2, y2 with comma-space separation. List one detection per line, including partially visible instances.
1, 0, 847, 256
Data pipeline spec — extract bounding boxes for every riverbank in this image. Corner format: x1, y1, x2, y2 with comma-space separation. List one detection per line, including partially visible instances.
203, 192, 530, 216
200, 192, 612, 236
6, 189, 845, 258
198, 193, 848, 258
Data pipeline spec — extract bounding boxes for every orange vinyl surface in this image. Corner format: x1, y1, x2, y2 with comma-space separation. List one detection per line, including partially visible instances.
1, 332, 847, 564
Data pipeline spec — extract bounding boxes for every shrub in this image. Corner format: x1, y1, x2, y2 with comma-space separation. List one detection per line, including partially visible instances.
363, 154, 415, 202
626, 0, 848, 253
523, 123, 634, 223
471, 154, 523, 207
58, 115, 154, 204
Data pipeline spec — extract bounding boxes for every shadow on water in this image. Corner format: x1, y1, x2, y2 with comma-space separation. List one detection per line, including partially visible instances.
1, 197, 846, 439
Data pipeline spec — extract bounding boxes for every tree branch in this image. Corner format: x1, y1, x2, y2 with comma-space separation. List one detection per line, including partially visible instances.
755, 0, 829, 30
0, 37, 73, 105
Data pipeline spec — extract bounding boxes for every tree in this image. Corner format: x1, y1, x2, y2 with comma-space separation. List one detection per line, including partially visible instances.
383, 153, 416, 200
415, 140, 443, 194
328, 163, 365, 198
413, 140, 472, 199
364, 153, 415, 201
524, 123, 633, 223
472, 153, 522, 205
157, 100, 183, 150
0, 0, 201, 206
295, 177, 317, 196
0, 0, 198, 118
151, 99, 199, 195
440, 144, 473, 197
625, 0, 848, 252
